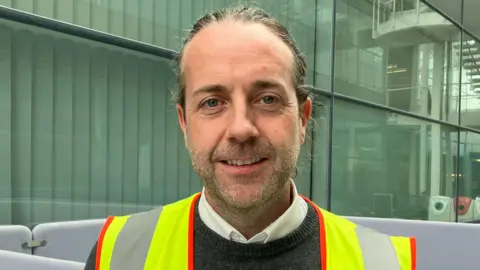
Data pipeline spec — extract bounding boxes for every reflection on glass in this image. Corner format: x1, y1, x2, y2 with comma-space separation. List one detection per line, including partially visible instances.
457, 131, 480, 222
463, 1, 480, 43
454, 31, 480, 223
459, 33, 480, 132
330, 100, 458, 221
309, 94, 331, 208
335, 0, 461, 123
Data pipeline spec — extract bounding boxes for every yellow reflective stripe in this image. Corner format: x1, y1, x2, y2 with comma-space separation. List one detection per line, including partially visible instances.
390, 236, 413, 270
321, 210, 365, 270
99, 216, 130, 270
110, 209, 163, 269
144, 194, 196, 269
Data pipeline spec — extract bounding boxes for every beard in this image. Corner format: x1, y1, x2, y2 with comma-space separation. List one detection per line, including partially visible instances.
188, 138, 300, 211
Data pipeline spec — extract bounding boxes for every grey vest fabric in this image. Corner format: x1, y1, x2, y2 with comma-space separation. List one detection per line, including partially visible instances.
356, 226, 402, 269
110, 207, 163, 269
97, 199, 404, 269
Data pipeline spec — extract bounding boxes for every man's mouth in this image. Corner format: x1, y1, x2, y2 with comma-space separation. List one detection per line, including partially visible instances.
221, 158, 267, 166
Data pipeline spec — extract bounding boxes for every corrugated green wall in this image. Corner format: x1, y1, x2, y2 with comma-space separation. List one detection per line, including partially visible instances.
0, 20, 201, 224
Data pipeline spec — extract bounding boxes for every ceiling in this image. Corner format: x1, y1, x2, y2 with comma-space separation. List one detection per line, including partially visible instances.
425, 0, 480, 41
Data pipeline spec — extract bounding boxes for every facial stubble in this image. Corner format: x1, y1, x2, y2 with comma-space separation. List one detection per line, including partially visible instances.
188, 138, 300, 215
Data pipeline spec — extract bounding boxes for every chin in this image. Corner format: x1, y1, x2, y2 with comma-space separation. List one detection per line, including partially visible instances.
218, 183, 270, 209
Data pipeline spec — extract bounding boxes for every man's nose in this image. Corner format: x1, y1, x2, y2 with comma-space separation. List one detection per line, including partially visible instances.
226, 105, 260, 144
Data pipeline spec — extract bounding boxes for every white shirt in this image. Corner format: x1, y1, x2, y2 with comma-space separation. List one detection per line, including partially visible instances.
198, 181, 309, 243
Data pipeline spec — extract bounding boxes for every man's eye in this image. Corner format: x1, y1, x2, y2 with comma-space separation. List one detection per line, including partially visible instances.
203, 98, 219, 108
261, 95, 277, 104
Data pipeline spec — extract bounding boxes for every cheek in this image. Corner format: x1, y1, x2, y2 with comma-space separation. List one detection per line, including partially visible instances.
186, 119, 224, 152
260, 117, 300, 146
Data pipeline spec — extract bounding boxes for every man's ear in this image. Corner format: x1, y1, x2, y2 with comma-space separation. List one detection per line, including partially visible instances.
299, 97, 312, 144
177, 104, 188, 148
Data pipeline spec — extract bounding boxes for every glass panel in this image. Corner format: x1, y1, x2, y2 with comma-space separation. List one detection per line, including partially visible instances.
425, 0, 463, 25
262, 0, 319, 85
305, 0, 334, 207
330, 99, 459, 221
0, 19, 199, 225
334, 0, 461, 123
308, 92, 331, 208
459, 32, 480, 132
463, 0, 480, 41
313, 0, 334, 91
457, 131, 480, 223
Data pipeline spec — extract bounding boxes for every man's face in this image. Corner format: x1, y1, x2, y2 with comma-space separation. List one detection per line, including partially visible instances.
177, 21, 311, 210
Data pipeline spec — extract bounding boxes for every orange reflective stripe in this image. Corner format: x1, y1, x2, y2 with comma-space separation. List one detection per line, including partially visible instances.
300, 195, 327, 269
410, 237, 416, 270
188, 193, 201, 270
96, 216, 114, 270
318, 208, 327, 270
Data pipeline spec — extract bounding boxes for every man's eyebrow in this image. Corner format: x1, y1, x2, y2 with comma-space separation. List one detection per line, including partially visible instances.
191, 80, 286, 99
251, 79, 287, 94
251, 79, 283, 89
192, 84, 229, 98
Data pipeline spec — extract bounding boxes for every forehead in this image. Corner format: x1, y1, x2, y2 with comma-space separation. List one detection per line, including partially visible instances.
181, 21, 294, 89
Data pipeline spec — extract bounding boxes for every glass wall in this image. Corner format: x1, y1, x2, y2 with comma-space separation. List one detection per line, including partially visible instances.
330, 99, 458, 220
0, 0, 480, 225
335, 0, 461, 122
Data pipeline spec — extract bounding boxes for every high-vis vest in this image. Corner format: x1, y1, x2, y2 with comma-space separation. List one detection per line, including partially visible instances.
96, 193, 417, 270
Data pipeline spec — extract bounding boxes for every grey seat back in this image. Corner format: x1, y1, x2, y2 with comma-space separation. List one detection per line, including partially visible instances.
347, 216, 480, 270
0, 225, 32, 254
31, 218, 106, 262
0, 249, 85, 269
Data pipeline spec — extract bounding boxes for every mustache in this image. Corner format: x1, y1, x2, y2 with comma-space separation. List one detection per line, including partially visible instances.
211, 142, 274, 161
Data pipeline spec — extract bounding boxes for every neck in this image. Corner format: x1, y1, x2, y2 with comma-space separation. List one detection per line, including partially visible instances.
205, 183, 293, 239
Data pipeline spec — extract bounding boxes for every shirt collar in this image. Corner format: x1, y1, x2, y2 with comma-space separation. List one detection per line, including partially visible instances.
198, 181, 308, 244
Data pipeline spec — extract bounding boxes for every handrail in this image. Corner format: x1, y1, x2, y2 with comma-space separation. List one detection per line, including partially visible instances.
0, 5, 178, 60
392, 0, 396, 28
386, 85, 430, 92
372, 0, 396, 38
421, 0, 480, 44
372, 0, 433, 37
416, 0, 421, 23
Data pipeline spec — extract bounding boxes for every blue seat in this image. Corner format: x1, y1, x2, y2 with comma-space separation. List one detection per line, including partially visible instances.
0, 225, 32, 254
31, 218, 105, 263
347, 216, 480, 270
0, 249, 85, 269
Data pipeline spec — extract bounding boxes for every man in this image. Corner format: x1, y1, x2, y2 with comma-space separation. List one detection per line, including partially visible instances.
84, 5, 416, 270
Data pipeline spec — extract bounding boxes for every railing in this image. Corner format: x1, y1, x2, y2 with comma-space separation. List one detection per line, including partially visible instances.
460, 40, 480, 94
372, 0, 424, 38
386, 85, 431, 113
372, 0, 393, 38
